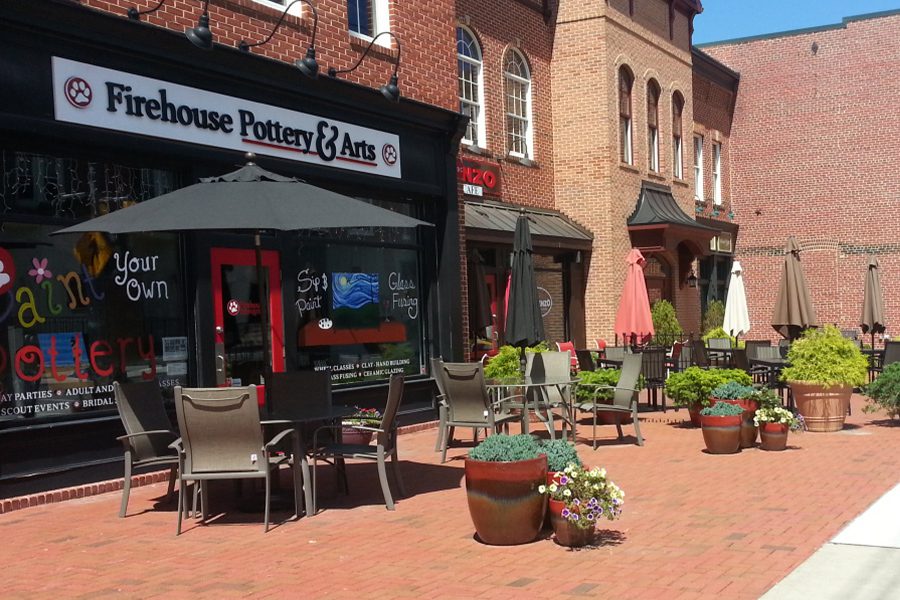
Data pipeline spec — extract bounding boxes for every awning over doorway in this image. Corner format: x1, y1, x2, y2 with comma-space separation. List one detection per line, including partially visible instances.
626, 182, 717, 255
465, 201, 592, 250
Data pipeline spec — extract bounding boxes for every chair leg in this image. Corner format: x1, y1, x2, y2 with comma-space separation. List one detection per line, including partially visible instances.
311, 454, 319, 516
434, 406, 447, 452
440, 422, 451, 464
176, 477, 186, 536
166, 466, 177, 499
263, 470, 271, 533
633, 404, 644, 446
200, 481, 209, 522
119, 453, 133, 518
390, 446, 406, 498
615, 414, 624, 440
376, 448, 395, 511
592, 405, 598, 451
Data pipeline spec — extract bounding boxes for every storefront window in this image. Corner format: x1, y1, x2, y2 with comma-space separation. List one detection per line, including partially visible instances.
0, 151, 186, 427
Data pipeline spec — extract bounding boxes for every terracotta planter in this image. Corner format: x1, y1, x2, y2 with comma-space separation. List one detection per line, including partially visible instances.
716, 398, 760, 448
340, 426, 374, 445
759, 422, 789, 451
687, 403, 705, 427
790, 382, 852, 432
465, 455, 547, 545
597, 410, 633, 425
699, 414, 741, 454
548, 499, 595, 547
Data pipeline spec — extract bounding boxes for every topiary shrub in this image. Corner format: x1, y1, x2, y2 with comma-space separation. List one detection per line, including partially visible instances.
665, 367, 752, 408
864, 362, 900, 419
700, 401, 745, 416
468, 434, 542, 462
780, 325, 868, 388
710, 382, 755, 400
702, 300, 725, 334
541, 439, 583, 472
651, 300, 682, 345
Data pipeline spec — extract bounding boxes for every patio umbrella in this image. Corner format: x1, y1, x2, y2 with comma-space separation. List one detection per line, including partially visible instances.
614, 248, 654, 346
504, 212, 544, 347
723, 261, 750, 339
468, 251, 492, 337
860, 256, 885, 349
52, 155, 430, 380
772, 236, 817, 340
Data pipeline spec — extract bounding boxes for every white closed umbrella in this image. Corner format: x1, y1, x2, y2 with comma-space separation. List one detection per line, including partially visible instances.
723, 261, 751, 338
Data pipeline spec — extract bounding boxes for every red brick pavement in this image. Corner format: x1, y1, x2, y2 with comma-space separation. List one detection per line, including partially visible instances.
3, 394, 899, 599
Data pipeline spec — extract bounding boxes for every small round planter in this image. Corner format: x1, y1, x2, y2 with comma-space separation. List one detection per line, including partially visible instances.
759, 422, 789, 451
700, 414, 742, 454
790, 382, 852, 432
716, 398, 759, 448
465, 455, 547, 545
341, 426, 374, 445
548, 499, 595, 547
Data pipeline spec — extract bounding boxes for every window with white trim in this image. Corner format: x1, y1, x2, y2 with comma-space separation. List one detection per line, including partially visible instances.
250, 0, 302, 16
504, 49, 533, 158
712, 141, 722, 204
647, 79, 660, 172
672, 92, 684, 179
619, 66, 634, 165
694, 135, 704, 200
348, 0, 389, 42
457, 27, 485, 148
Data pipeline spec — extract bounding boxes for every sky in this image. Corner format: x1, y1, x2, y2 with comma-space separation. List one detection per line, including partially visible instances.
692, 0, 900, 44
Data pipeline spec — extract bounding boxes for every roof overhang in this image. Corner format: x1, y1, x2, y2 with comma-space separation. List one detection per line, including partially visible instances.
465, 201, 593, 252
627, 181, 717, 256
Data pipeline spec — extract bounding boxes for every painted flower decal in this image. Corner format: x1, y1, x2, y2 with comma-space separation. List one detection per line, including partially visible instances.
29, 258, 53, 284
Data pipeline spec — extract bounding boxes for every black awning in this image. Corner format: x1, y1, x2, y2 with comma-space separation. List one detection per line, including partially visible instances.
627, 181, 718, 232
465, 201, 592, 250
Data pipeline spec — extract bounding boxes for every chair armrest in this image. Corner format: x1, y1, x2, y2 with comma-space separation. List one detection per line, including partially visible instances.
168, 438, 183, 452
347, 425, 384, 433
436, 393, 448, 407
117, 430, 177, 442
265, 427, 297, 450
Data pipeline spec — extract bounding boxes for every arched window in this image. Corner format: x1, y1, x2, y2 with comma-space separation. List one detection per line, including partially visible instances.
619, 66, 634, 164
647, 79, 660, 172
504, 49, 533, 158
672, 91, 684, 178
457, 27, 485, 147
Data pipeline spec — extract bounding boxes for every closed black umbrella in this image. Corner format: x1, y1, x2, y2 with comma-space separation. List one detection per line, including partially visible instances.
505, 212, 544, 347
468, 251, 492, 336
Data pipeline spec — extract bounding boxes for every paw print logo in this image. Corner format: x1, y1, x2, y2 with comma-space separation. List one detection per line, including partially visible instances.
226, 299, 240, 316
318, 318, 333, 330
381, 144, 398, 166
64, 76, 93, 109
0, 248, 16, 295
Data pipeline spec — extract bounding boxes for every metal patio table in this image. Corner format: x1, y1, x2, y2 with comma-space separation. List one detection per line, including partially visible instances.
485, 375, 579, 441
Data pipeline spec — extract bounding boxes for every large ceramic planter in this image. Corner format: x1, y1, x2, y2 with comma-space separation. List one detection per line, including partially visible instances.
465, 455, 547, 545
548, 499, 594, 547
699, 414, 741, 454
759, 422, 789, 451
340, 426, 374, 445
790, 382, 852, 432
687, 403, 705, 427
716, 398, 760, 448
597, 410, 633, 425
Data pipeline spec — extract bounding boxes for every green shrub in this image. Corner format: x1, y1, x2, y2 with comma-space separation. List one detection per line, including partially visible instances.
665, 367, 752, 408
576, 368, 645, 402
864, 362, 900, 419
541, 439, 583, 472
701, 326, 745, 349
700, 401, 745, 416
525, 341, 552, 353
468, 434, 542, 462
702, 300, 726, 334
651, 300, 682, 343
483, 345, 522, 381
780, 325, 868, 388
710, 381, 755, 400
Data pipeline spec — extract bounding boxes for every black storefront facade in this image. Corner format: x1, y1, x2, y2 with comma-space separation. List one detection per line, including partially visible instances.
0, 2, 465, 496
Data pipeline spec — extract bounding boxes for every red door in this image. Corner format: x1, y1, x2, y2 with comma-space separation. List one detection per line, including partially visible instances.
210, 248, 284, 395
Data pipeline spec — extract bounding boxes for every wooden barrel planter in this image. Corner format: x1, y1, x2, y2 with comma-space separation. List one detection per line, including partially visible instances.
759, 423, 789, 451
465, 455, 547, 545
716, 398, 760, 448
548, 498, 595, 547
790, 382, 852, 432
700, 414, 742, 454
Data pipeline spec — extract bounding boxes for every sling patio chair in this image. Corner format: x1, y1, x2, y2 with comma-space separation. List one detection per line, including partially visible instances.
113, 381, 179, 518
431, 357, 450, 452
524, 350, 576, 440
556, 341, 579, 370
640, 346, 668, 411
435, 361, 520, 463
577, 352, 644, 448
311, 374, 407, 513
172, 385, 302, 534
576, 349, 597, 372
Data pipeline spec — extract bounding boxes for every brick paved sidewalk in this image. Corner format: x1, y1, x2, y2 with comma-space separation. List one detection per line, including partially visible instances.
3, 395, 899, 599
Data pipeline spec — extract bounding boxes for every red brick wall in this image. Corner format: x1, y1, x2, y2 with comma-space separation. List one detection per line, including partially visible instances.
703, 12, 900, 343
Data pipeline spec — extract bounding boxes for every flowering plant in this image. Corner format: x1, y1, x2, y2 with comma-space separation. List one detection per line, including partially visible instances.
753, 406, 804, 431
539, 464, 625, 529
342, 407, 382, 427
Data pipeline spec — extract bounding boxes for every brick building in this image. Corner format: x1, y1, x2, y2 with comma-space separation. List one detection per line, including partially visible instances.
700, 10, 900, 344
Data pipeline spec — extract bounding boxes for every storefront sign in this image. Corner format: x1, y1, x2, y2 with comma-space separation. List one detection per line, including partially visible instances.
457, 158, 501, 196
52, 57, 402, 178
537, 287, 552, 317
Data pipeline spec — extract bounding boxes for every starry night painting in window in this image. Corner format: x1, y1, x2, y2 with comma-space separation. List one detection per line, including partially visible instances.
332, 272, 380, 328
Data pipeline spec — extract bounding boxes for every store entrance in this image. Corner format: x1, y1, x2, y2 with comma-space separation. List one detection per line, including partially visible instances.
210, 248, 284, 390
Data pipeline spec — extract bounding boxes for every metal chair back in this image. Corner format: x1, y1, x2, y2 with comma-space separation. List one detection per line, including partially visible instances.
525, 351, 571, 405
690, 339, 710, 368
576, 350, 596, 372
707, 337, 733, 350
883, 341, 900, 369
441, 362, 492, 423
640, 347, 667, 386
604, 346, 627, 362
114, 381, 174, 463
613, 353, 643, 409
376, 374, 405, 448
744, 340, 771, 360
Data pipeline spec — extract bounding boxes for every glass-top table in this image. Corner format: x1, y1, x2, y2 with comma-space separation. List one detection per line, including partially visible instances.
485, 375, 579, 441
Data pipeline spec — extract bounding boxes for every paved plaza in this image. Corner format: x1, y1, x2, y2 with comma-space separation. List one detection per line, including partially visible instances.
3, 394, 899, 599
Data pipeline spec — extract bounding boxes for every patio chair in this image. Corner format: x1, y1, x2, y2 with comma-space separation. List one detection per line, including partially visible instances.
731, 348, 771, 386
707, 337, 732, 367
113, 381, 179, 518
431, 357, 449, 452
872, 341, 900, 374
172, 385, 301, 534
640, 347, 668, 411
556, 341, 578, 370
435, 361, 520, 462
525, 350, 575, 439
311, 374, 406, 513
576, 350, 596, 372
665, 341, 685, 374
744, 340, 771, 361
577, 352, 644, 448
598, 345, 627, 368
690, 339, 711, 368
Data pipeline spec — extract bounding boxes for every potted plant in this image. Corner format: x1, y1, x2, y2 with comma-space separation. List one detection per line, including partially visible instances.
699, 401, 744, 454
541, 439, 582, 481
863, 362, 900, 420
465, 434, 547, 545
753, 406, 804, 451
576, 368, 641, 424
484, 345, 524, 382
780, 325, 868, 432
710, 382, 758, 448
341, 406, 382, 445
539, 464, 625, 547
666, 367, 752, 426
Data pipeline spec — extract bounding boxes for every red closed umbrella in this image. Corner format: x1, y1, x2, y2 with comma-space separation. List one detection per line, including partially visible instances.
615, 248, 655, 345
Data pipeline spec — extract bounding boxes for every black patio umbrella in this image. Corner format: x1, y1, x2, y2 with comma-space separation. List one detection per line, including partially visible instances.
468, 251, 493, 337
52, 155, 431, 383
504, 212, 544, 348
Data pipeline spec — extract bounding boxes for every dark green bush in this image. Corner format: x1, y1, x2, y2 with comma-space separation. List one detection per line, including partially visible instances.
468, 434, 542, 462
665, 367, 752, 408
700, 401, 745, 416
710, 382, 755, 400
541, 439, 582, 472
864, 362, 900, 419
702, 300, 725, 334
651, 300, 682, 344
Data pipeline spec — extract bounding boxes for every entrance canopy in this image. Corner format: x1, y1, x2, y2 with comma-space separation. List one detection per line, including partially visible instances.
465, 201, 592, 251
626, 182, 717, 256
